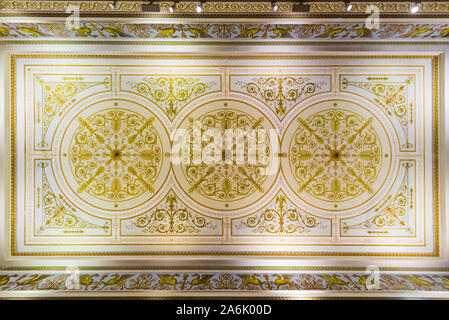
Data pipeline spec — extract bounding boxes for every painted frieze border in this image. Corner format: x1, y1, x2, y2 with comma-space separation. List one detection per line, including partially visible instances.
1, 22, 449, 41
0, 269, 449, 297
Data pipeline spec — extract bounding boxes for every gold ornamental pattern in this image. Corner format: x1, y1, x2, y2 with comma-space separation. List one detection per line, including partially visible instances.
237, 194, 322, 234
69, 108, 163, 203
35, 76, 110, 149
122, 190, 222, 236
37, 161, 110, 232
341, 76, 413, 150
342, 161, 415, 236
181, 109, 272, 202
125, 76, 217, 119
133, 194, 209, 234
236, 76, 326, 117
289, 108, 382, 202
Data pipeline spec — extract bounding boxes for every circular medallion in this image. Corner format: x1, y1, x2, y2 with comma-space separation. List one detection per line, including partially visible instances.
59, 99, 170, 212
173, 99, 279, 211
281, 99, 392, 212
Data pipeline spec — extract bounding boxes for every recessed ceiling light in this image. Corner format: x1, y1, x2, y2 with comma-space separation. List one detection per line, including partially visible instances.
411, 3, 420, 13
196, 3, 202, 13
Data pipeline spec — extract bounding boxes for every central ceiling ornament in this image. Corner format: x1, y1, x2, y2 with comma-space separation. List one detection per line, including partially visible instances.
59, 99, 170, 213
173, 99, 279, 211
181, 109, 271, 202
69, 109, 162, 201
290, 109, 381, 201
281, 99, 392, 213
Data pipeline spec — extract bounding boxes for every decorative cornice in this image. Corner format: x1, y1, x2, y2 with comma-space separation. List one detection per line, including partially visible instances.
0, 0, 142, 12
159, 1, 292, 13
309, 1, 449, 12
0, 1, 448, 16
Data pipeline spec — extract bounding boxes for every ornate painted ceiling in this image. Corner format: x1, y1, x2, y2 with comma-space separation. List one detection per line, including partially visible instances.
0, 0, 448, 299
10, 54, 439, 258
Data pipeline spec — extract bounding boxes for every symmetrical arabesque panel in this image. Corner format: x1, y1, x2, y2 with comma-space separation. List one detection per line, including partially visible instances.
10, 54, 439, 257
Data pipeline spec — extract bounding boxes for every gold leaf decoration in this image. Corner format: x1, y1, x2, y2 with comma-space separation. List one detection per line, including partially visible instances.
290, 109, 381, 201
236, 76, 326, 116
236, 194, 323, 234
36, 76, 110, 149
126, 76, 216, 119
123, 190, 222, 235
37, 161, 110, 232
342, 161, 414, 235
69, 109, 162, 202
181, 109, 271, 202
341, 76, 413, 149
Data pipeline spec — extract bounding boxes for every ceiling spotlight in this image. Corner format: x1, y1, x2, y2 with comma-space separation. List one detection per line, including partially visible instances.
272, 2, 279, 12
109, 0, 116, 9
196, 2, 203, 13
168, 1, 178, 13
411, 2, 421, 13
345, 1, 353, 11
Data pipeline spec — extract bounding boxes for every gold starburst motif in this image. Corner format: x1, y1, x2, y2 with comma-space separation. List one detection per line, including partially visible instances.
180, 109, 271, 202
69, 108, 163, 203
289, 108, 382, 202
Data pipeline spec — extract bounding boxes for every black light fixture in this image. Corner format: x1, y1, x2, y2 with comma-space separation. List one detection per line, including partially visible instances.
292, 1, 310, 12
139, 1, 313, 14
141, 0, 160, 12
344, 1, 353, 11
411, 1, 421, 13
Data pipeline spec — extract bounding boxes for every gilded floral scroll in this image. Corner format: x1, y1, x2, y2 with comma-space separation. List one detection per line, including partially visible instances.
2, 23, 449, 40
